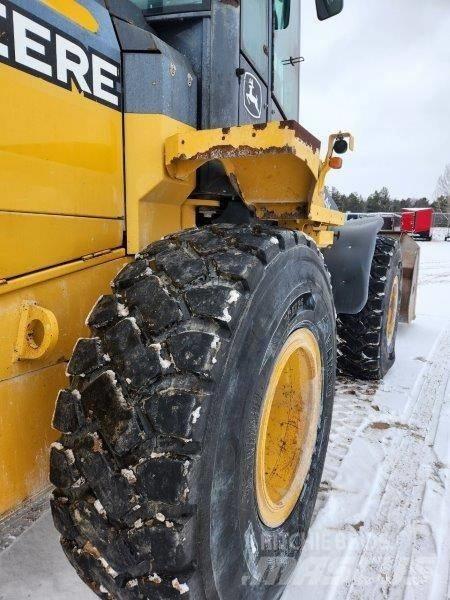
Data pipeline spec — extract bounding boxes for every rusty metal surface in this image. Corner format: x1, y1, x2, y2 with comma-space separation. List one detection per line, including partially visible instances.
400, 234, 420, 323
257, 205, 307, 221
174, 142, 297, 164
279, 120, 321, 153
165, 120, 346, 237
369, 232, 419, 323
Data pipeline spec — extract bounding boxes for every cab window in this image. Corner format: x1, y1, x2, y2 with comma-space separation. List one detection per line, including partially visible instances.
241, 0, 269, 81
131, 0, 210, 14
273, 0, 300, 119
274, 0, 290, 30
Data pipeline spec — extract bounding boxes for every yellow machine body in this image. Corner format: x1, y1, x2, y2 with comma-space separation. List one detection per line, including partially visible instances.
0, 67, 197, 516
166, 121, 346, 248
0, 0, 346, 518
0, 254, 127, 515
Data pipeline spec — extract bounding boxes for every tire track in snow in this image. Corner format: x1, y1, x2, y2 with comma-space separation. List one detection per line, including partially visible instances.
344, 325, 450, 600
313, 378, 379, 517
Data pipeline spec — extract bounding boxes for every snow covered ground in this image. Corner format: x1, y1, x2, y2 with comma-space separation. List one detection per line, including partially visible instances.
286, 234, 450, 599
0, 234, 449, 600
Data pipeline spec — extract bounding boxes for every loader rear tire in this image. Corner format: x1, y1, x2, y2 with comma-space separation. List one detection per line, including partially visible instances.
50, 224, 336, 600
337, 235, 402, 380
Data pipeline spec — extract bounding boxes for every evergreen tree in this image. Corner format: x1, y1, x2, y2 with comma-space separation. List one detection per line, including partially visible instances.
329, 188, 366, 213
367, 187, 392, 212
432, 195, 449, 213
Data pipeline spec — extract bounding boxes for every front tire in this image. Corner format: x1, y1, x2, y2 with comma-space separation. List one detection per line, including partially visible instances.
50, 224, 336, 599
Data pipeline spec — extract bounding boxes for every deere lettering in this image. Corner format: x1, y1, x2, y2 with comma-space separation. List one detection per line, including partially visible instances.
0, 0, 121, 108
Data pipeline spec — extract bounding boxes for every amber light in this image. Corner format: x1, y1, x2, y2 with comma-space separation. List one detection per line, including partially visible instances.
329, 157, 343, 169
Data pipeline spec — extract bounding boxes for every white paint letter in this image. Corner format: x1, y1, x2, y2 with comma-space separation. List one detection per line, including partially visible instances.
13, 11, 52, 76
56, 34, 91, 93
92, 54, 118, 106
0, 3, 8, 59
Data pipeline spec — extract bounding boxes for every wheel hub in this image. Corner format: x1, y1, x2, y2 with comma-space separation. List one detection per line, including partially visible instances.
255, 328, 322, 529
386, 275, 399, 347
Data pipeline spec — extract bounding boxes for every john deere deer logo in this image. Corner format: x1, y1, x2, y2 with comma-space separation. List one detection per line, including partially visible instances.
243, 72, 262, 119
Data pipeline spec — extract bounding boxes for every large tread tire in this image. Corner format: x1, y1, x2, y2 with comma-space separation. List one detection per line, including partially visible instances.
50, 224, 336, 600
337, 235, 402, 380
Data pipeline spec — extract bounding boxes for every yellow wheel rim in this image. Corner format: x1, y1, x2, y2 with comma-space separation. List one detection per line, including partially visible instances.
386, 275, 399, 347
255, 328, 322, 529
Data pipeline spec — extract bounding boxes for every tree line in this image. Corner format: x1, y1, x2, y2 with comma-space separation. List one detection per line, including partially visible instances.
328, 164, 450, 216
328, 187, 449, 214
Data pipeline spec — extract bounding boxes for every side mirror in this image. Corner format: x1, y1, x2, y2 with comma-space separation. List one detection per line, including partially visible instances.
316, 0, 344, 21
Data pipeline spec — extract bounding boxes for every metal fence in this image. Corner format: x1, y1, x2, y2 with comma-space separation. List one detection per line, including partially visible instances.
433, 213, 450, 227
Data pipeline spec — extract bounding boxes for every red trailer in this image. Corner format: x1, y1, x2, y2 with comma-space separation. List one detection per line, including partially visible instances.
401, 207, 434, 241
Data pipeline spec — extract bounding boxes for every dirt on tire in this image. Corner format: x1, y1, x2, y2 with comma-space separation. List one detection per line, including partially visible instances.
50, 224, 336, 600
337, 235, 402, 380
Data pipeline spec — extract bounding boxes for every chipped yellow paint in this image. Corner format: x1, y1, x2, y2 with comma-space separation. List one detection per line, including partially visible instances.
165, 121, 322, 200
165, 121, 347, 245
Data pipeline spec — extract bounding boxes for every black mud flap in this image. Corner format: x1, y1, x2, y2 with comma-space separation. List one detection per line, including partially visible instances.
323, 216, 383, 314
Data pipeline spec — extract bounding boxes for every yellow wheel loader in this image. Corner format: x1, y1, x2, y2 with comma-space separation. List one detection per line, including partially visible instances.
0, 0, 419, 597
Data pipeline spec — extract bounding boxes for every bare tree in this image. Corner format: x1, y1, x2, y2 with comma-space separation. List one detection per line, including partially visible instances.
434, 163, 450, 209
